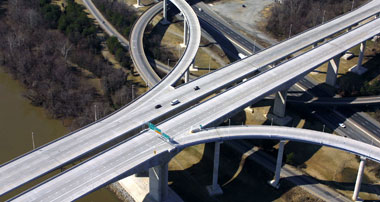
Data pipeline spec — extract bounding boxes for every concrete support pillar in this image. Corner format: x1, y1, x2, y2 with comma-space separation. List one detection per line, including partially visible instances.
184, 59, 194, 83
180, 19, 188, 48
268, 140, 286, 188
207, 142, 223, 196
184, 68, 189, 83
325, 55, 341, 86
312, 42, 318, 48
352, 157, 366, 201
184, 20, 188, 45
149, 163, 168, 202
357, 41, 366, 68
161, 0, 170, 24
273, 89, 288, 118
134, 0, 144, 8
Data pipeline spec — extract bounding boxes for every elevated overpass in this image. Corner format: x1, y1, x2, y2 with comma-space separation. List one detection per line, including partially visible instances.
9, 16, 380, 201
130, 0, 380, 86
0, 0, 201, 196
1, 0, 380, 197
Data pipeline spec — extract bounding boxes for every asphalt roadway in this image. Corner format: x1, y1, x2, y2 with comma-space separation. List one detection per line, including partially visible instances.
9, 17, 380, 201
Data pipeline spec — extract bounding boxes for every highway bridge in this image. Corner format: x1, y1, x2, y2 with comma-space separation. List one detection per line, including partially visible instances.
1, 0, 380, 201
8, 10, 380, 202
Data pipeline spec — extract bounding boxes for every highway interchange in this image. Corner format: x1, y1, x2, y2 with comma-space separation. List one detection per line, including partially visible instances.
1, 0, 380, 201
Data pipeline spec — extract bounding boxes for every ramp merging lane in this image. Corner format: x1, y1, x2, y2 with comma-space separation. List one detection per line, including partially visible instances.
1, 0, 380, 197
9, 17, 380, 201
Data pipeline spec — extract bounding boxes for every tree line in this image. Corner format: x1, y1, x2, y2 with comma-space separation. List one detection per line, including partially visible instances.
94, 0, 178, 69
0, 0, 135, 130
93, 0, 135, 69
266, 0, 367, 39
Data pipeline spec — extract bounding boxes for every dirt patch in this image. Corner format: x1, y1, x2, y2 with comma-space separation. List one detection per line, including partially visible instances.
208, 0, 277, 46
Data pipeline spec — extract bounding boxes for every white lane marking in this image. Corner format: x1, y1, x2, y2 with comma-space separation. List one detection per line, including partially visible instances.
334, 110, 380, 144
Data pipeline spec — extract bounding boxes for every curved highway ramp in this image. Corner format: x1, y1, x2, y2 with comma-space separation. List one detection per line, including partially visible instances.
8, 17, 380, 201
1, 0, 380, 198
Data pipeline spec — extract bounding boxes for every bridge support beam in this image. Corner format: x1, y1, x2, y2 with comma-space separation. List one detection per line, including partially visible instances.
207, 142, 223, 196
352, 157, 366, 201
325, 55, 341, 86
184, 68, 190, 83
184, 59, 193, 83
134, 0, 143, 8
312, 42, 318, 48
149, 163, 168, 202
268, 88, 291, 125
180, 19, 188, 47
273, 89, 288, 118
161, 0, 170, 25
357, 41, 366, 69
268, 140, 286, 189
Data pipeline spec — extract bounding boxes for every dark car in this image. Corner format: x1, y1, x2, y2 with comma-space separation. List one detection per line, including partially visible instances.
194, 86, 200, 90
155, 104, 162, 109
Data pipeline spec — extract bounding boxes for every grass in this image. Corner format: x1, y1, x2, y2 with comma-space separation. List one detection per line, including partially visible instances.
80, 0, 380, 200
149, 14, 230, 77
308, 39, 379, 85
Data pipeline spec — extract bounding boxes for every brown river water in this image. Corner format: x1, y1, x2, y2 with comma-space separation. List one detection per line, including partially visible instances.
0, 68, 120, 201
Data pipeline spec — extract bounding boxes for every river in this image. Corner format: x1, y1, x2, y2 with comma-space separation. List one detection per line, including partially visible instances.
0, 67, 121, 201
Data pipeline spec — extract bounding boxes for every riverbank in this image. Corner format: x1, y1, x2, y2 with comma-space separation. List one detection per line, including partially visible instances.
0, 66, 121, 201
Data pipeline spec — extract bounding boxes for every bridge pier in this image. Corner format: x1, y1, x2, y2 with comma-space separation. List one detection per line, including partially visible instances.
268, 89, 292, 125
312, 39, 323, 48
134, 0, 143, 8
184, 67, 190, 83
207, 142, 223, 196
161, 0, 170, 25
149, 163, 168, 202
312, 42, 318, 48
273, 89, 287, 118
357, 41, 366, 69
348, 41, 367, 75
268, 140, 286, 189
180, 19, 188, 47
352, 157, 366, 201
325, 55, 341, 86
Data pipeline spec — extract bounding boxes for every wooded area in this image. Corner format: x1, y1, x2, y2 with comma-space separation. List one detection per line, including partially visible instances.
0, 0, 134, 130
266, 0, 367, 38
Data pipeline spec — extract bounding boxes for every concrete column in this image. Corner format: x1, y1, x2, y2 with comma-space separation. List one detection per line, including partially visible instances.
184, 20, 188, 45
149, 163, 168, 202
184, 68, 189, 83
273, 89, 288, 118
180, 20, 188, 48
325, 55, 341, 86
184, 59, 194, 83
352, 157, 366, 201
161, 0, 169, 24
312, 42, 318, 48
357, 41, 366, 68
269, 140, 286, 188
134, 0, 143, 8
207, 142, 223, 196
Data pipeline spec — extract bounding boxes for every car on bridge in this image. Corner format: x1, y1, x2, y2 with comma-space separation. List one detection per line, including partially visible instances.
171, 99, 180, 105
